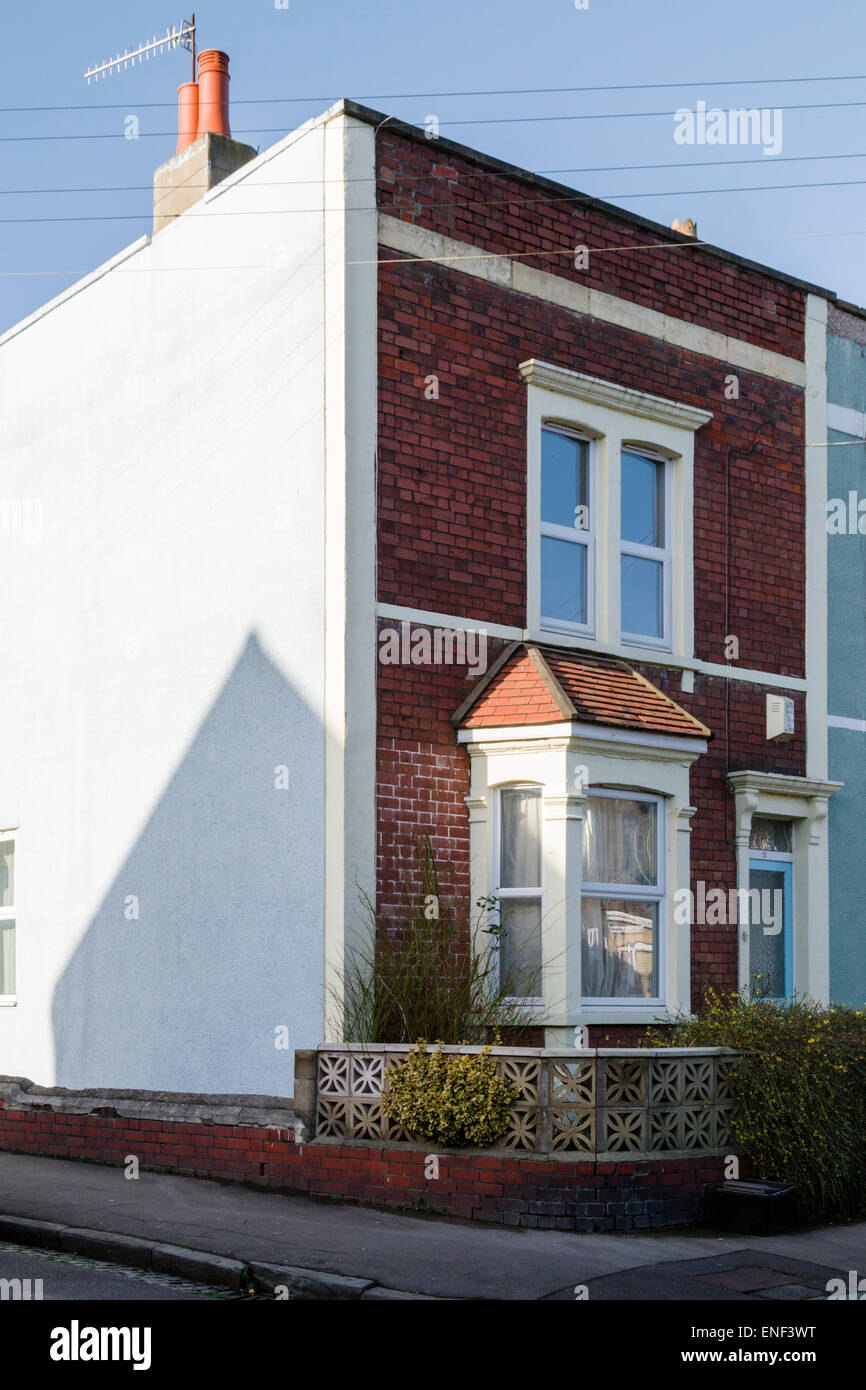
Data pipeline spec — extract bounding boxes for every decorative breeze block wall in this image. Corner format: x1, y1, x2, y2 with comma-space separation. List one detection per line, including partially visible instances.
315, 1046, 734, 1158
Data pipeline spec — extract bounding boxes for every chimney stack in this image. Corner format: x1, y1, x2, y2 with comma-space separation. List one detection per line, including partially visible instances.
153, 50, 257, 234
196, 50, 231, 139
671, 217, 698, 238
176, 82, 199, 155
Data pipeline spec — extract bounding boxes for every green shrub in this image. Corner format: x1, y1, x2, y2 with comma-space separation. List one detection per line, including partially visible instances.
648, 992, 866, 1223
382, 1041, 517, 1147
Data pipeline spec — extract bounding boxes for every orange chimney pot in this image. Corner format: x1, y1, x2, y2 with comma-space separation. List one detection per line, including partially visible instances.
176, 82, 200, 155
196, 50, 231, 139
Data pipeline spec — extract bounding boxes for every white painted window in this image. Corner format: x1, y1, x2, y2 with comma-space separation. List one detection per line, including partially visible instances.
492, 785, 544, 999
522, 360, 711, 661
539, 426, 595, 636
620, 448, 672, 647
0, 837, 15, 999
581, 791, 665, 1003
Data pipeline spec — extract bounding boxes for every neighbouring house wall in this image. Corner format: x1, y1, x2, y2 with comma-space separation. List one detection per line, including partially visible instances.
374, 127, 811, 1017
826, 314, 866, 1007
0, 110, 377, 1093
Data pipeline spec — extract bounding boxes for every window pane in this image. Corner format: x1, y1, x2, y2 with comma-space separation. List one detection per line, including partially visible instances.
500, 788, 541, 888
749, 819, 793, 853
0, 842, 13, 909
621, 554, 663, 638
541, 535, 587, 626
499, 898, 542, 992
748, 868, 787, 998
582, 898, 657, 998
583, 796, 657, 886
621, 450, 663, 546
541, 429, 588, 529
0, 920, 14, 995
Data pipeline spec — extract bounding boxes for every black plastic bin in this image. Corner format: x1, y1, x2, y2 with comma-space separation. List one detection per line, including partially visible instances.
708, 1179, 798, 1235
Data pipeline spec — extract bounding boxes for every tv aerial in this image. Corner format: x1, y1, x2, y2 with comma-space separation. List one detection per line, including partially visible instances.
84, 15, 197, 85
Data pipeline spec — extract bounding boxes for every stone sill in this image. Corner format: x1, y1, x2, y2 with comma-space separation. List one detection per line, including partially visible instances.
0, 1076, 295, 1129
303, 1133, 733, 1163
319, 1043, 736, 1058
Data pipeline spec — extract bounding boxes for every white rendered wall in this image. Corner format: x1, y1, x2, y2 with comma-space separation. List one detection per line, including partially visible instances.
0, 107, 375, 1095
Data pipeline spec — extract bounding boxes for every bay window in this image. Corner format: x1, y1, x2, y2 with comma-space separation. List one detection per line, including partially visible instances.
581, 792, 664, 1002
494, 786, 544, 998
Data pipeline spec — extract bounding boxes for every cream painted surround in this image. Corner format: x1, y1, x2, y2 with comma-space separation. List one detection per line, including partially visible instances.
728, 771, 842, 1004
459, 721, 706, 1036
520, 359, 712, 665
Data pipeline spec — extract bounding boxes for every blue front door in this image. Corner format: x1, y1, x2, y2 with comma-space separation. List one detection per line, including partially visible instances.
747, 858, 793, 1000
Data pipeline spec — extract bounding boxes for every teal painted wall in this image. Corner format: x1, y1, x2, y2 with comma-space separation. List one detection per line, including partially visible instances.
827, 331, 866, 1005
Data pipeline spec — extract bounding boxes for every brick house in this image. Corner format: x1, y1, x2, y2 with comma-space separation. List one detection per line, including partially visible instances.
0, 77, 844, 1107
371, 112, 841, 1044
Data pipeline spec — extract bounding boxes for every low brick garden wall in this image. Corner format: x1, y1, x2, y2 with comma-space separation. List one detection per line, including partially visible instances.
0, 1045, 744, 1232
0, 1093, 728, 1230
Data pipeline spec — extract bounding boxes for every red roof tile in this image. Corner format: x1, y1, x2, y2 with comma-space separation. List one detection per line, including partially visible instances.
456, 645, 711, 740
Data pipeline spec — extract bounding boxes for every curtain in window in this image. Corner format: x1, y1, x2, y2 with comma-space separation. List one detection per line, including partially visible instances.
581, 900, 656, 999
498, 788, 542, 995
500, 788, 541, 888
582, 796, 655, 885
499, 900, 542, 985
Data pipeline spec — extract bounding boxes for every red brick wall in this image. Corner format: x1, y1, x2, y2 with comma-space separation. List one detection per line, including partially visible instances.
377, 129, 805, 359
377, 253, 806, 674
374, 129, 808, 1017
376, 633, 484, 927
0, 1101, 726, 1232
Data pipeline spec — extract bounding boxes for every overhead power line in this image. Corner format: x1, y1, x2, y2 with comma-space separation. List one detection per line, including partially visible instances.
2, 97, 866, 143
2, 221, 866, 279
1, 70, 865, 113
2, 148, 866, 198
1, 173, 865, 225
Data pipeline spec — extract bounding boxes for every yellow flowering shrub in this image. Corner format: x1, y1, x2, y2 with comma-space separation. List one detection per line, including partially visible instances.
382, 1041, 517, 1147
649, 992, 866, 1223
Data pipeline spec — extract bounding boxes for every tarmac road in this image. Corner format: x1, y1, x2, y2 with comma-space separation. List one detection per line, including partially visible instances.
0, 1242, 241, 1301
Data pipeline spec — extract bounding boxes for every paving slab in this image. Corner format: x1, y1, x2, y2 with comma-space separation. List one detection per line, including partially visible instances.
554, 1249, 846, 1302
0, 1151, 863, 1300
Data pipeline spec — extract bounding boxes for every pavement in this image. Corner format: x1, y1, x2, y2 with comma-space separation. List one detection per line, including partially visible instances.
0, 1151, 864, 1300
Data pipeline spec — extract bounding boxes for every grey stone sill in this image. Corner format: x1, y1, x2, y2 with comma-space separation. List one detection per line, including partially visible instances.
0, 1076, 295, 1128
319, 1043, 737, 1058
311, 1134, 736, 1162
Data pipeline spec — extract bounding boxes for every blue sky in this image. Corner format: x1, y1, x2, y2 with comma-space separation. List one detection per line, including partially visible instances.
2, 0, 865, 332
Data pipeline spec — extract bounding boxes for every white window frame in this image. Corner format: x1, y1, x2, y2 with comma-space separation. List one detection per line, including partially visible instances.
729, 772, 843, 1005
539, 425, 597, 639
619, 447, 673, 651
520, 359, 712, 665
461, 721, 706, 1036
491, 783, 545, 1005
0, 833, 15, 1004
581, 788, 667, 1007
747, 822, 794, 1001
